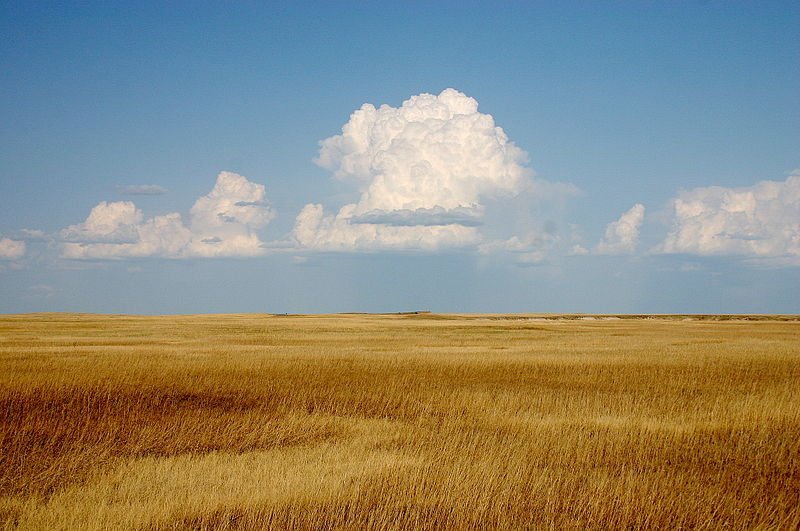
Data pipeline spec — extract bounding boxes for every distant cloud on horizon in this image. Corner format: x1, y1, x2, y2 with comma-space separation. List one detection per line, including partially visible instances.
656, 171, 800, 265
61, 172, 275, 260
595, 204, 645, 255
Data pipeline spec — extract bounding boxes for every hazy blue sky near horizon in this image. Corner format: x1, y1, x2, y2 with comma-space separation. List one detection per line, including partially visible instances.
1, 1, 799, 314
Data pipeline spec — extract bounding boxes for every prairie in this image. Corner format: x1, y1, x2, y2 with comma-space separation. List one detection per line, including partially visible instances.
0, 313, 798, 529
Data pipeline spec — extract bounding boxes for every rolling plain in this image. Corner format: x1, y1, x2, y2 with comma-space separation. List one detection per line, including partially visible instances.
1, 313, 798, 529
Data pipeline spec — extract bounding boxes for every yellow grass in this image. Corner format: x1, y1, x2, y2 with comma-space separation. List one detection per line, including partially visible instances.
1, 313, 798, 529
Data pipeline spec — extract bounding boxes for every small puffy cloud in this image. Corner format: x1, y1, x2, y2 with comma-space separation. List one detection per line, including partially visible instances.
62, 201, 143, 244
61, 172, 275, 260
0, 238, 26, 260
295, 88, 536, 251
658, 173, 800, 264
595, 204, 645, 255
62, 210, 191, 259
187, 171, 275, 257
570, 244, 589, 256
121, 184, 168, 196
478, 231, 559, 266
479, 233, 542, 255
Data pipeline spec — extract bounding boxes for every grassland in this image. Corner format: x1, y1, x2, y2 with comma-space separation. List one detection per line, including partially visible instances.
0, 313, 798, 530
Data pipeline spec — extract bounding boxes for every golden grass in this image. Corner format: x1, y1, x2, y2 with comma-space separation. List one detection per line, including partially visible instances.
1, 313, 798, 529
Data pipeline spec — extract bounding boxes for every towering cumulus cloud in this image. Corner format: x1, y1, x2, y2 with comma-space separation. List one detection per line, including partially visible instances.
61, 172, 275, 259
294, 88, 532, 251
658, 172, 800, 264
595, 204, 645, 255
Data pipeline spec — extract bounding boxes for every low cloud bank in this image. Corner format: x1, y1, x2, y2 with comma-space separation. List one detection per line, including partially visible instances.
657, 172, 800, 264
1, 87, 797, 270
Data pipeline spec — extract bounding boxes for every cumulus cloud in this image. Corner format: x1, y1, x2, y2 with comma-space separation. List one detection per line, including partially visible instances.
478, 230, 561, 266
61, 172, 275, 260
658, 173, 800, 264
187, 171, 275, 257
62, 202, 143, 244
595, 204, 645, 255
570, 244, 589, 256
294, 88, 535, 251
120, 184, 168, 196
0, 238, 26, 260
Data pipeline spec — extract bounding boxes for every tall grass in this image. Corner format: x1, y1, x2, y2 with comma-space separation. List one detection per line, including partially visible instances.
1, 313, 798, 529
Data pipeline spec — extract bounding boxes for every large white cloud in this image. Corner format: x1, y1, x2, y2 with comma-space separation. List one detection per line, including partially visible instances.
658, 173, 800, 263
61, 172, 275, 259
0, 238, 26, 260
595, 204, 645, 255
294, 88, 535, 251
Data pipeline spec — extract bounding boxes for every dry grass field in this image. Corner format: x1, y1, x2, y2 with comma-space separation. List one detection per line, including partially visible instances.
0, 313, 798, 530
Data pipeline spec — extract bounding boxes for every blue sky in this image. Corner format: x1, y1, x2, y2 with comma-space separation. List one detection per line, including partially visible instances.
1, 1, 799, 313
